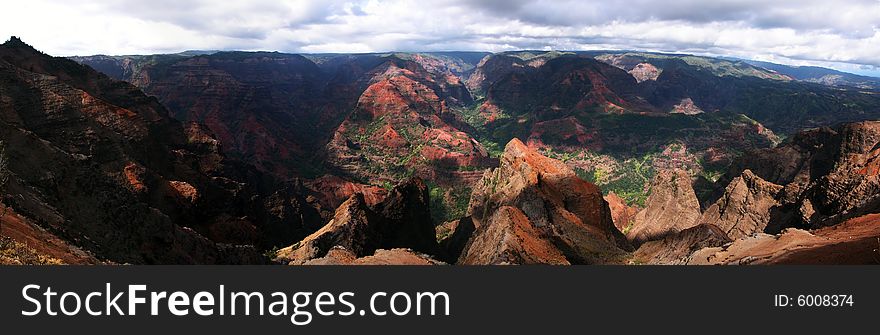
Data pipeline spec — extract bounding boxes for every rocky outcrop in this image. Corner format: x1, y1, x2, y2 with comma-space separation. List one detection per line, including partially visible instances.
373, 177, 439, 253
458, 206, 570, 265
595, 54, 663, 83
793, 122, 880, 226
304, 247, 445, 265
436, 216, 475, 263
628, 63, 661, 83
462, 138, 630, 264
655, 122, 880, 265
167, 181, 199, 203
698, 170, 784, 239
605, 192, 638, 232
689, 213, 880, 265
257, 182, 326, 246
631, 224, 731, 265
0, 38, 320, 264
700, 121, 880, 235
306, 175, 388, 209
276, 178, 439, 265
670, 98, 704, 115
627, 169, 702, 245
276, 194, 380, 264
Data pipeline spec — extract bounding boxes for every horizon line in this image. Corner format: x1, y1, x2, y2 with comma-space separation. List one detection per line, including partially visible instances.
5, 36, 879, 80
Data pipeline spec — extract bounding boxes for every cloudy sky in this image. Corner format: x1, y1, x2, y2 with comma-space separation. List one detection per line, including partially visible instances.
2, 0, 879, 76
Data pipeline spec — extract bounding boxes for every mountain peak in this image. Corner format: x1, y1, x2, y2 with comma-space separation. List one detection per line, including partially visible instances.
1, 36, 49, 63
3, 36, 34, 49
463, 136, 631, 264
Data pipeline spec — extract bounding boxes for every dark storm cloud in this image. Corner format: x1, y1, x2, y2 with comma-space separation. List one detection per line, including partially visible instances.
459, 0, 877, 35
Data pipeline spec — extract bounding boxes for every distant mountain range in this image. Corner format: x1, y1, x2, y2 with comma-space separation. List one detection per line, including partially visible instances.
72, 49, 880, 88
67, 45, 880, 213
743, 59, 880, 90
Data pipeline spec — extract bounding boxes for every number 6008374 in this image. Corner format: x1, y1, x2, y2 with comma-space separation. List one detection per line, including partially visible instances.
773, 294, 854, 307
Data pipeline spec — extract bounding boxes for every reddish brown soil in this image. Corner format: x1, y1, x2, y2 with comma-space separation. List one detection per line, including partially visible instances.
605, 192, 638, 232
690, 214, 880, 265
0, 205, 99, 264
307, 175, 388, 208
770, 214, 880, 264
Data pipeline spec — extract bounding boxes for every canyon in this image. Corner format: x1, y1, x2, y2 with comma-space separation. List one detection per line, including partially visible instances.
1, 36, 879, 264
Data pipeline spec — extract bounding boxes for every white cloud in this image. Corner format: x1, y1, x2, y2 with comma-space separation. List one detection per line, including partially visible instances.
1, 0, 878, 76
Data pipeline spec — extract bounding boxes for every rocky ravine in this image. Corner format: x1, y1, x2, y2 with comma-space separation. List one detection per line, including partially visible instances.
632, 121, 880, 264
0, 37, 326, 264
275, 177, 441, 265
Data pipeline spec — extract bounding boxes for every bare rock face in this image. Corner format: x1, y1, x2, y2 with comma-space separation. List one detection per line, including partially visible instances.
797, 122, 880, 225
627, 169, 702, 245
458, 206, 570, 265
699, 170, 784, 239
631, 224, 731, 265
277, 194, 381, 264
628, 63, 661, 82
670, 98, 704, 115
373, 177, 439, 254
628, 122, 880, 265
306, 175, 388, 209
436, 216, 475, 263
167, 181, 199, 203
594, 55, 662, 83
303, 247, 444, 265
688, 213, 880, 265
661, 122, 880, 265
714, 121, 880, 229
462, 138, 629, 264
276, 177, 439, 265
604, 192, 638, 232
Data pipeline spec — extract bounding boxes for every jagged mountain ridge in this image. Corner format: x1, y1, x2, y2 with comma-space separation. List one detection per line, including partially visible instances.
0, 37, 326, 264
633, 121, 880, 264
73, 48, 880, 204
745, 59, 880, 90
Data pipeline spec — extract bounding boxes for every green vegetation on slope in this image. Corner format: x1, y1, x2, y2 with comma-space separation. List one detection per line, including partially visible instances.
428, 182, 472, 225
572, 152, 655, 207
